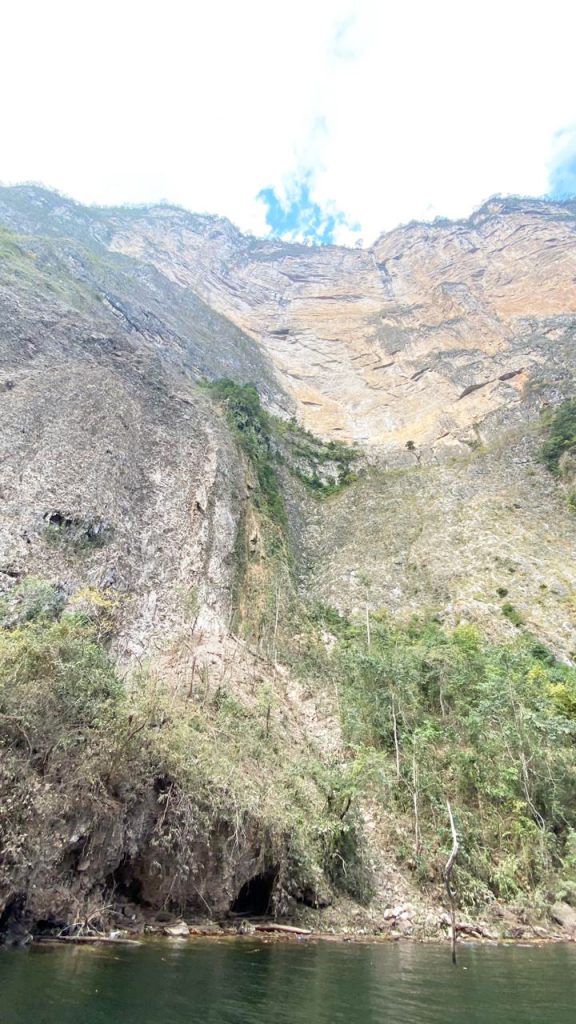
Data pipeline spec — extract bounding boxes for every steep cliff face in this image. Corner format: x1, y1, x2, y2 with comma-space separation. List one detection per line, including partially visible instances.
2, 185, 576, 941
99, 194, 576, 447
3, 188, 575, 450
0, 201, 257, 656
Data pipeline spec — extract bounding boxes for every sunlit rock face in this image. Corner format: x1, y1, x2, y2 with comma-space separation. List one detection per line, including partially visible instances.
104, 195, 576, 448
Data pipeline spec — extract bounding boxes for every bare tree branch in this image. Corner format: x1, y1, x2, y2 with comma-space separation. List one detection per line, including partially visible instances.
444, 799, 459, 965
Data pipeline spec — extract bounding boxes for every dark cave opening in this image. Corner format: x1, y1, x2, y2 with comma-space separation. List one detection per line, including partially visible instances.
0, 894, 25, 933
105, 858, 145, 903
230, 870, 276, 916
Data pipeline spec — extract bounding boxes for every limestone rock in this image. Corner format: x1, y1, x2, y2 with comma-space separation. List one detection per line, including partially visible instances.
98, 194, 576, 449
163, 921, 190, 938
551, 902, 576, 933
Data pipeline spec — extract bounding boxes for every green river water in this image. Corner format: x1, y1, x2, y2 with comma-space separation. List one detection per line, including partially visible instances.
0, 939, 575, 1023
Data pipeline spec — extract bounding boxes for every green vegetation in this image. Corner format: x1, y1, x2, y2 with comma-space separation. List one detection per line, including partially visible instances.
0, 615, 123, 743
0, 579, 370, 921
501, 602, 524, 627
6, 380, 576, 926
3, 566, 576, 920
203, 379, 287, 528
275, 417, 358, 497
202, 380, 292, 645
0, 575, 66, 625
203, 380, 358, 651
0, 227, 27, 263
540, 398, 576, 474
204, 379, 358, 505
0, 228, 43, 289
200, 382, 576, 911
284, 605, 576, 910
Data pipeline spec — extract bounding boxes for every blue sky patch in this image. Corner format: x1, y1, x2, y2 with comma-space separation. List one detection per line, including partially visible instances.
257, 174, 359, 246
548, 127, 576, 198
549, 153, 576, 198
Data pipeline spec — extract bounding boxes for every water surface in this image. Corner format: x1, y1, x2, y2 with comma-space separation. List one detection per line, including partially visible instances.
1, 939, 575, 1024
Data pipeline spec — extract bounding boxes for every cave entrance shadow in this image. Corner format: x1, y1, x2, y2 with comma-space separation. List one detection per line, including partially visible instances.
105, 858, 145, 904
230, 870, 277, 917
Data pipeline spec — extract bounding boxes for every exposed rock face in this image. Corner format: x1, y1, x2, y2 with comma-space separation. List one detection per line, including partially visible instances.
3, 188, 576, 451
0, 225, 247, 657
0, 355, 243, 654
100, 194, 576, 447
551, 902, 576, 934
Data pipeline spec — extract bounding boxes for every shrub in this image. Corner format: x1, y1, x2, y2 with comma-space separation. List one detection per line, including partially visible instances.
205, 378, 358, 505
0, 617, 123, 747
502, 602, 524, 627
540, 399, 576, 474
0, 577, 66, 626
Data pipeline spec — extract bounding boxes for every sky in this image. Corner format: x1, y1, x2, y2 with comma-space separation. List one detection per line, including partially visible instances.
2, 0, 576, 246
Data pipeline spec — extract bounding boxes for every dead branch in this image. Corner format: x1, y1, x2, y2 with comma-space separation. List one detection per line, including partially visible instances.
411, 751, 421, 856
391, 700, 401, 780
444, 799, 459, 965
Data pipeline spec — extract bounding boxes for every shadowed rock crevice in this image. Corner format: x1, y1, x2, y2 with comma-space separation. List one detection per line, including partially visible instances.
230, 870, 277, 917
105, 858, 146, 905
43, 510, 111, 548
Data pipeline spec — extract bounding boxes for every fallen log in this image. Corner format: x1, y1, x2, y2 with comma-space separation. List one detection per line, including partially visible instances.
36, 934, 142, 946
254, 923, 312, 936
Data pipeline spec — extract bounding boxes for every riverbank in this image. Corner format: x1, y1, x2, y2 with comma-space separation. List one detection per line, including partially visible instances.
9, 904, 574, 952
30, 928, 576, 951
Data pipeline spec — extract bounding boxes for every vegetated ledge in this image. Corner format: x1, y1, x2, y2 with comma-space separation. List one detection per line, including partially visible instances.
202, 378, 360, 504
8, 884, 576, 949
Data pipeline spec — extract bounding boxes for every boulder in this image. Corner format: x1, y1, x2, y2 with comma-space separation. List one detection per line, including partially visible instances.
163, 921, 190, 938
551, 902, 576, 932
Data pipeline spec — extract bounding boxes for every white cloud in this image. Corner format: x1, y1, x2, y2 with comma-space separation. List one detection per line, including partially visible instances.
2, 0, 576, 243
